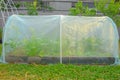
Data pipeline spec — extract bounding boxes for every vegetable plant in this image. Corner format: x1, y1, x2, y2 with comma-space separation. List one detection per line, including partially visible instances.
95, 0, 120, 17
62, 37, 107, 57
69, 1, 96, 16
24, 0, 38, 15
81, 37, 102, 56
14, 2, 21, 9
24, 37, 59, 57
22, 37, 60, 57
95, 0, 120, 27
69, 0, 120, 27
4, 37, 60, 57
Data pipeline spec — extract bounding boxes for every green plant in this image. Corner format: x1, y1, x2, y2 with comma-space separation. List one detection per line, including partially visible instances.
80, 37, 112, 57
23, 37, 43, 57
112, 15, 120, 27
4, 37, 60, 57
43, 6, 55, 11
0, 0, 6, 11
47, 6, 55, 11
23, 37, 60, 57
95, 0, 120, 27
0, 0, 20, 10
62, 37, 104, 57
37, 1, 54, 11
24, 0, 38, 15
4, 39, 21, 51
83, 7, 96, 16
81, 37, 102, 56
69, 1, 96, 16
3, 39, 27, 56
70, 0, 120, 27
4, 26, 60, 57
62, 36, 108, 57
95, 0, 120, 17
14, 2, 21, 9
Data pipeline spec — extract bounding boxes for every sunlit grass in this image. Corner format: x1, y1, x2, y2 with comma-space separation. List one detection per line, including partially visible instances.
0, 64, 120, 80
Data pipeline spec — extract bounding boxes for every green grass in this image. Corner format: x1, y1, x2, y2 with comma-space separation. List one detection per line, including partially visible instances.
0, 64, 120, 80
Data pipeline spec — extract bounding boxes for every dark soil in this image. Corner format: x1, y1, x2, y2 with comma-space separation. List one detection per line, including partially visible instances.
5, 56, 115, 65
0, 39, 2, 43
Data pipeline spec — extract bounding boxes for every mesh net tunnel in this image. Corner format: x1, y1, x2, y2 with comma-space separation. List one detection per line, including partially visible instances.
1, 15, 119, 64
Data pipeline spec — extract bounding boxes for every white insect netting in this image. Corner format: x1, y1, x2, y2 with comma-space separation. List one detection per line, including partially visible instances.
1, 15, 119, 64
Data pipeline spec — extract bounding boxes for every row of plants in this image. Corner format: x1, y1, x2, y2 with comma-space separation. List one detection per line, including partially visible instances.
1, 0, 119, 24
69, 1, 96, 16
5, 37, 60, 57
16, 0, 120, 27
4, 35, 111, 57
24, 0, 38, 15
14, 0, 54, 15
2, 25, 115, 64
62, 37, 111, 57
69, 0, 120, 27
0, 0, 54, 15
1, 0, 119, 25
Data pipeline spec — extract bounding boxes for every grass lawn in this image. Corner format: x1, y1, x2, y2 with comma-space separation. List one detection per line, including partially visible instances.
0, 64, 120, 80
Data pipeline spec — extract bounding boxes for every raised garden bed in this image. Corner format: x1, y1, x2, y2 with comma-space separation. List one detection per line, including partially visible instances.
5, 56, 115, 65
